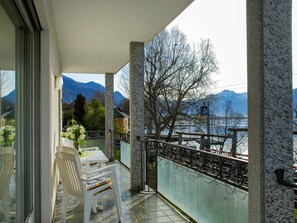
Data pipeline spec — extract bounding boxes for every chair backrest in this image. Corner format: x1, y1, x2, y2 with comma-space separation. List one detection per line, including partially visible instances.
60, 138, 74, 148
55, 146, 84, 199
0, 147, 14, 200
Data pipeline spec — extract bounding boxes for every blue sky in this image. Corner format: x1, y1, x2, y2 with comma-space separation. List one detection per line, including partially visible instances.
64, 0, 296, 95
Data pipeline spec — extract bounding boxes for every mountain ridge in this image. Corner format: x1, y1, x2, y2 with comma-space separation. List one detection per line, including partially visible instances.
62, 75, 125, 106
8, 76, 297, 117
213, 90, 247, 116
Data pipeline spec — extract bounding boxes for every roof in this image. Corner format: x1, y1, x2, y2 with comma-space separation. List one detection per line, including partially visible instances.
114, 107, 128, 118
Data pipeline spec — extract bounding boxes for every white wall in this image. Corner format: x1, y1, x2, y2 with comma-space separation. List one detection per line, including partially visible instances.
33, 0, 62, 221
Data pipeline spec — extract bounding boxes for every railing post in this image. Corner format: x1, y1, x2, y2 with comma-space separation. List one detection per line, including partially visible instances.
231, 130, 237, 157
206, 137, 210, 150
144, 141, 148, 191
178, 133, 182, 145
200, 135, 205, 150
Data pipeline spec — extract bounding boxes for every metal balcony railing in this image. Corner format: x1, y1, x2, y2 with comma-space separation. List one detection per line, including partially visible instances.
143, 140, 248, 192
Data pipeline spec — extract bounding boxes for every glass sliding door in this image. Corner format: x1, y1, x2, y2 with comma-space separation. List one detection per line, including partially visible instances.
0, 1, 40, 222
0, 4, 16, 222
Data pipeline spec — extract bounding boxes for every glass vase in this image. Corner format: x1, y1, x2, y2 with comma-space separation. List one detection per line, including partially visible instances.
73, 141, 79, 151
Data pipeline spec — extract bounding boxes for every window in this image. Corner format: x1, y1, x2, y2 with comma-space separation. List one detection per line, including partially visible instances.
0, 4, 16, 222
0, 1, 40, 222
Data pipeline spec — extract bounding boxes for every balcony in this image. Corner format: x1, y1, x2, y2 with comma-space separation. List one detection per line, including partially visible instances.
53, 162, 188, 223
54, 132, 252, 223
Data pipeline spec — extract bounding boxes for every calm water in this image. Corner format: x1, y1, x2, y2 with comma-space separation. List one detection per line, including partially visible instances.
162, 118, 297, 162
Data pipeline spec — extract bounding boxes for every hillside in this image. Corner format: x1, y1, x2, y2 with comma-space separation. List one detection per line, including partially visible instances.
62, 75, 126, 106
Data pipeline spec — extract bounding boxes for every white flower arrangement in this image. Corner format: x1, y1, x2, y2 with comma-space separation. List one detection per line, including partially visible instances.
0, 125, 16, 147
61, 120, 86, 150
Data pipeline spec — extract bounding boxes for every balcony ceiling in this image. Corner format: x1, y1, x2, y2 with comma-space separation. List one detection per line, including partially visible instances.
51, 0, 193, 74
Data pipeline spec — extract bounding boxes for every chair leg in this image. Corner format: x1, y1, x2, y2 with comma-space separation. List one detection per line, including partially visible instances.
0, 198, 10, 222
111, 168, 123, 222
3, 200, 10, 222
83, 199, 92, 223
92, 201, 97, 213
61, 190, 69, 223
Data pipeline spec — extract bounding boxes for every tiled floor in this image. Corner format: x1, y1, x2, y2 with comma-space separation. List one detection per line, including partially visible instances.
53, 162, 189, 223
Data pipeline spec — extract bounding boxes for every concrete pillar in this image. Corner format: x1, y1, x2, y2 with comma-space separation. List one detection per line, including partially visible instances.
129, 42, 145, 191
105, 73, 114, 160
247, 1, 293, 222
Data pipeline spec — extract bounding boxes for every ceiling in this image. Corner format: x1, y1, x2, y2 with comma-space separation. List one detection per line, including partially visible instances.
51, 0, 193, 74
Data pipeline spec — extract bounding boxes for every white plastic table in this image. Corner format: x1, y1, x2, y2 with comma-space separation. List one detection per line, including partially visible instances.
80, 148, 109, 168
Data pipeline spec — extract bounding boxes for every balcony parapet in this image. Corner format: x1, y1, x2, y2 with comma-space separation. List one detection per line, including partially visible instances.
144, 140, 248, 191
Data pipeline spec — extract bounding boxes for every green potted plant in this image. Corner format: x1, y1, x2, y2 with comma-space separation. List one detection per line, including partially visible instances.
61, 119, 86, 151
0, 125, 15, 147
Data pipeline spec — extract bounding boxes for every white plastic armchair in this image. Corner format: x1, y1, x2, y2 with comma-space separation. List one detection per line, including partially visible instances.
0, 147, 14, 222
56, 145, 104, 213
55, 146, 123, 223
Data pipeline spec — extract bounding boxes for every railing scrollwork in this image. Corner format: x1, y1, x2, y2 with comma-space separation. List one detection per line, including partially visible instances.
145, 140, 248, 191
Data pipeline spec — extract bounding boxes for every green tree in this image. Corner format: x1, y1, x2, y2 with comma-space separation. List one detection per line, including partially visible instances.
84, 98, 105, 131
92, 90, 105, 106
73, 94, 86, 125
62, 111, 73, 127
62, 111, 73, 129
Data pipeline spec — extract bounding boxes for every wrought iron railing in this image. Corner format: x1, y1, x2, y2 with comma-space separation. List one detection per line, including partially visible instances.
114, 132, 130, 142
86, 131, 105, 139
143, 140, 249, 191
176, 130, 249, 159
86, 131, 129, 141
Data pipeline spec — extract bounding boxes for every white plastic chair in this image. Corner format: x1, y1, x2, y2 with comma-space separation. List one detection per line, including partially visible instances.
57, 146, 103, 212
60, 137, 75, 148
0, 147, 14, 222
55, 146, 123, 223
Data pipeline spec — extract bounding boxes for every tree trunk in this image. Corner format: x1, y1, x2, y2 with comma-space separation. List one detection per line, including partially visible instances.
147, 117, 153, 134
166, 117, 177, 142
155, 126, 161, 140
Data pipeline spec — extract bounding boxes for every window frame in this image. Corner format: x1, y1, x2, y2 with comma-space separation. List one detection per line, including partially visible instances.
0, 0, 41, 221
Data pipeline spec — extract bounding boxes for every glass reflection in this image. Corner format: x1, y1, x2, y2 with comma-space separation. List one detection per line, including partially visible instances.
0, 3, 16, 222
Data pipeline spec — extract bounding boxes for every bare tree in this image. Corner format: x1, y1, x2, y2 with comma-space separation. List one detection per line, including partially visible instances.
212, 99, 247, 152
117, 98, 129, 115
223, 100, 233, 135
0, 70, 13, 94
0, 70, 14, 116
119, 27, 218, 140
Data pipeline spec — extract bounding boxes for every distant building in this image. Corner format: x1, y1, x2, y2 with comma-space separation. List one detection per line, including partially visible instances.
0, 107, 15, 125
114, 107, 129, 133
62, 102, 75, 113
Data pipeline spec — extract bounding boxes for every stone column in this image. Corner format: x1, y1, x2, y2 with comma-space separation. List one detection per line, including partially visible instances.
105, 73, 114, 160
129, 42, 145, 191
247, 1, 293, 222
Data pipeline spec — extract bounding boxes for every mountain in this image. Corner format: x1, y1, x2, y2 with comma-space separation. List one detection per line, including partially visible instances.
3, 78, 297, 117
3, 90, 15, 102
62, 75, 126, 106
1, 76, 127, 107
213, 90, 247, 116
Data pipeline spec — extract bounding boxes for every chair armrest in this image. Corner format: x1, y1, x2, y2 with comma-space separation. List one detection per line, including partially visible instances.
82, 164, 115, 175
81, 164, 116, 182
